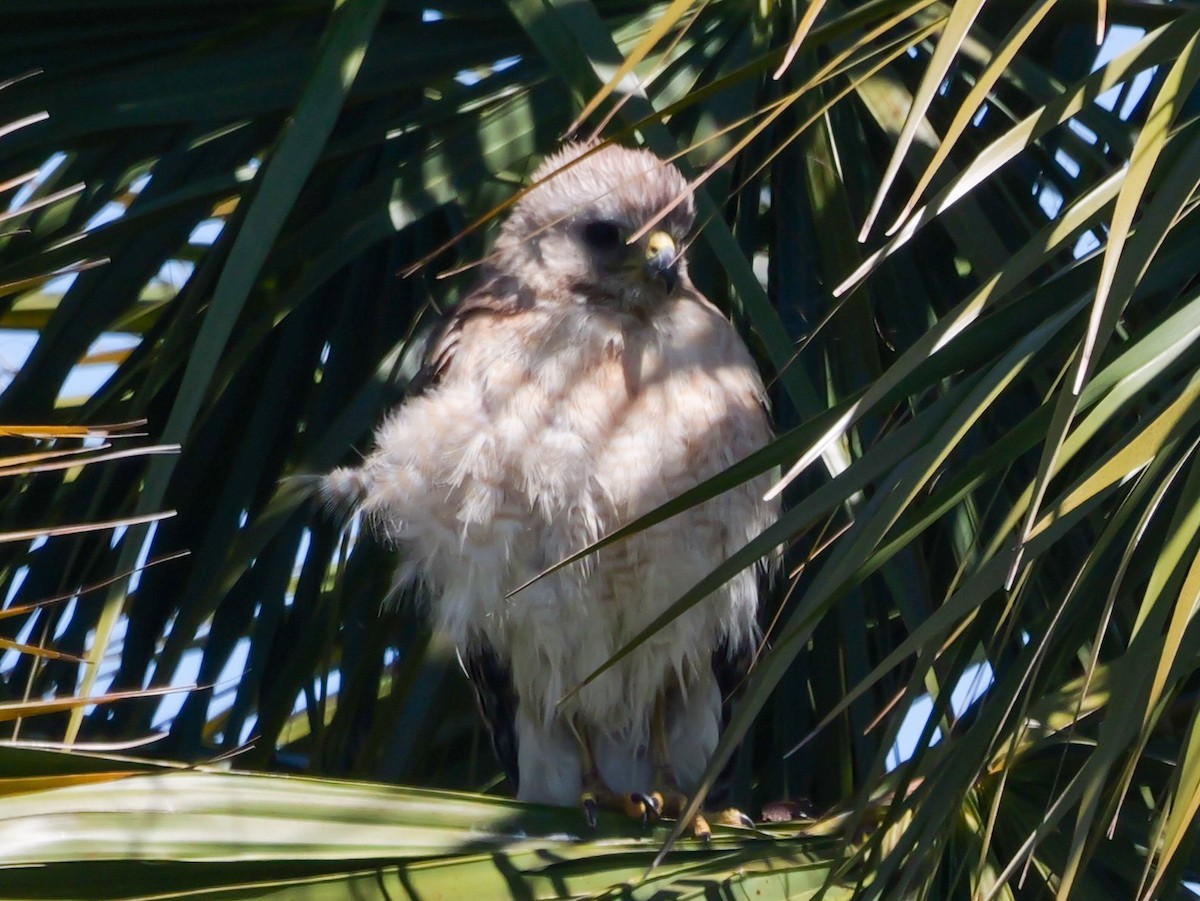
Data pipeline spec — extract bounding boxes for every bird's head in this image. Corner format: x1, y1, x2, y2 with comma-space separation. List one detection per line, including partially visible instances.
494, 143, 696, 312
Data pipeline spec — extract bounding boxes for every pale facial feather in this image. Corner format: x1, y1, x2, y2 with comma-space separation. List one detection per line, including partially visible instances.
491, 144, 696, 313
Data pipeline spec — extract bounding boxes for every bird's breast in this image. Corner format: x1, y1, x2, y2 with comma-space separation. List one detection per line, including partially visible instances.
402, 301, 772, 729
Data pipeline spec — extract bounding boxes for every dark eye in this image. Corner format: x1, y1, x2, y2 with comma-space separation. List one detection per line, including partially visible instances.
582, 220, 622, 249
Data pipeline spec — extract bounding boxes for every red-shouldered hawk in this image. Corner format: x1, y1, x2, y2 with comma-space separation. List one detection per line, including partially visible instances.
325, 143, 778, 836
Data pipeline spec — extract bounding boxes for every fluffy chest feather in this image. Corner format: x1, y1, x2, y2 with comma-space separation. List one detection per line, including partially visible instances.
472, 299, 764, 508
357, 293, 774, 727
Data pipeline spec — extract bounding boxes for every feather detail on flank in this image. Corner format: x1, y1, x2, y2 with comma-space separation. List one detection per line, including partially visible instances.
320, 466, 370, 514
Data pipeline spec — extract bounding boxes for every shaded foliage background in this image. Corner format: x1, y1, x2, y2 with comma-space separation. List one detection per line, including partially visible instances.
0, 1, 1199, 898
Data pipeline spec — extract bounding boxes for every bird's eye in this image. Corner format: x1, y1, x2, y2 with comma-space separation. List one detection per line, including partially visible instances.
582, 220, 622, 249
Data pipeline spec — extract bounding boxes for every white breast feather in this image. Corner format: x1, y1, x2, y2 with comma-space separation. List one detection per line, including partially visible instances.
345, 294, 777, 752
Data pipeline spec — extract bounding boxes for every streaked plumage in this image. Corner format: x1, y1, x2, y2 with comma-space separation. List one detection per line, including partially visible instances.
325, 143, 777, 811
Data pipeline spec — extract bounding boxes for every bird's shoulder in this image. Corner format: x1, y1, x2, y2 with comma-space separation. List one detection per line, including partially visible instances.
409, 269, 537, 396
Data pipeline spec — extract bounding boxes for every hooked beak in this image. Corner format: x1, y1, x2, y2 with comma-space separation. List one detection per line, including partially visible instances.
644, 230, 679, 292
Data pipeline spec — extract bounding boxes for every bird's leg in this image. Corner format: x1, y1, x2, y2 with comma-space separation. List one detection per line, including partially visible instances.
641, 692, 713, 840
569, 716, 655, 827
642, 693, 755, 841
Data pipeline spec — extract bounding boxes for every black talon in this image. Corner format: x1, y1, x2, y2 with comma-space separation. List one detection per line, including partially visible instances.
736, 811, 756, 829
632, 793, 659, 827
634, 794, 651, 827
583, 797, 599, 829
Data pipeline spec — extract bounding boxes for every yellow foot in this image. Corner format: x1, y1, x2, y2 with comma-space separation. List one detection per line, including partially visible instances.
631, 790, 756, 841
710, 807, 757, 829
580, 787, 659, 828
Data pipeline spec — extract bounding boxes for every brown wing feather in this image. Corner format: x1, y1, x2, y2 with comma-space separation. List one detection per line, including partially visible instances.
461, 641, 521, 791
408, 270, 534, 397
316, 269, 532, 513
418, 268, 532, 793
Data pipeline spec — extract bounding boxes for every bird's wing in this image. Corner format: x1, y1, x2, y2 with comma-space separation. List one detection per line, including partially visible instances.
408, 270, 533, 397
416, 269, 533, 790
459, 640, 521, 791
315, 269, 532, 513
707, 633, 753, 807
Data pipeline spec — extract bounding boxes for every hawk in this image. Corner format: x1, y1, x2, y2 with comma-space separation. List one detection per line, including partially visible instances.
325, 142, 778, 835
